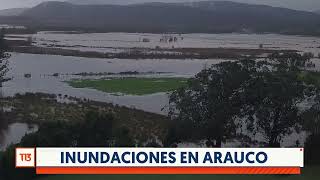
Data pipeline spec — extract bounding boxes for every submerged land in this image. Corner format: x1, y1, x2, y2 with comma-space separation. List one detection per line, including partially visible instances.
9, 45, 297, 60
67, 78, 187, 95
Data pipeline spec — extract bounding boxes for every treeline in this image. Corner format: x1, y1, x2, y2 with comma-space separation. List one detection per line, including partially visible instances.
9, 46, 295, 60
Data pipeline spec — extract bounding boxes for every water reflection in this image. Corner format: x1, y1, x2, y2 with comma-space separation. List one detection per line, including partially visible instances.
0, 123, 38, 151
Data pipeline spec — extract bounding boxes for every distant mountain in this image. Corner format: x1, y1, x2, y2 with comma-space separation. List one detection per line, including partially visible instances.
66, 0, 320, 12
16, 1, 320, 34
67, 0, 134, 5
67, 0, 199, 5
0, 8, 28, 16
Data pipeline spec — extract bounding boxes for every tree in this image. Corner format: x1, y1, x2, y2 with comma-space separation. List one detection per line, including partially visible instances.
168, 54, 316, 147
302, 95, 320, 164
19, 121, 77, 147
268, 52, 313, 71
77, 111, 114, 147
0, 29, 10, 137
19, 112, 115, 147
305, 134, 320, 165
239, 68, 310, 147
0, 29, 10, 87
168, 60, 260, 147
302, 97, 320, 135
113, 127, 135, 147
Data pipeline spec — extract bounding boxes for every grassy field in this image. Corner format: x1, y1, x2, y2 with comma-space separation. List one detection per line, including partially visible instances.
37, 166, 320, 180
1, 93, 170, 142
67, 78, 187, 95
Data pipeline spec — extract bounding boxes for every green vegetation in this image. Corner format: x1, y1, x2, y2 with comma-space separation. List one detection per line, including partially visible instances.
299, 71, 320, 87
37, 166, 320, 180
67, 78, 187, 95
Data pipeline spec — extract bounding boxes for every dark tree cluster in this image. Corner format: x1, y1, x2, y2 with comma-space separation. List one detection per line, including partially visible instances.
0, 111, 135, 180
168, 53, 319, 149
0, 29, 10, 86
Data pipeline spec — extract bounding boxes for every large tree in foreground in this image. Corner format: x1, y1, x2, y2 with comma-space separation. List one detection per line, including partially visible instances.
168, 54, 316, 147
239, 66, 312, 147
168, 60, 260, 147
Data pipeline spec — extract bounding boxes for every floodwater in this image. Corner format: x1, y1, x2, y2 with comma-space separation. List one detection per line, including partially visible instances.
3, 32, 320, 114
3, 53, 228, 114
7, 53, 225, 76
0, 123, 38, 150
11, 32, 320, 55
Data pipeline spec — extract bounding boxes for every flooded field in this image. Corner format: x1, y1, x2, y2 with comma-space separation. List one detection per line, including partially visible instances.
2, 32, 320, 114
2, 53, 228, 114
9, 32, 320, 55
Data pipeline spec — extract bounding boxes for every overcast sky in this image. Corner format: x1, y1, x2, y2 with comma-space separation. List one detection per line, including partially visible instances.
1, 0, 320, 11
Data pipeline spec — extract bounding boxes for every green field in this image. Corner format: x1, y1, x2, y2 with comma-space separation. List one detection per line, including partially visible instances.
67, 78, 187, 95
37, 166, 320, 180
